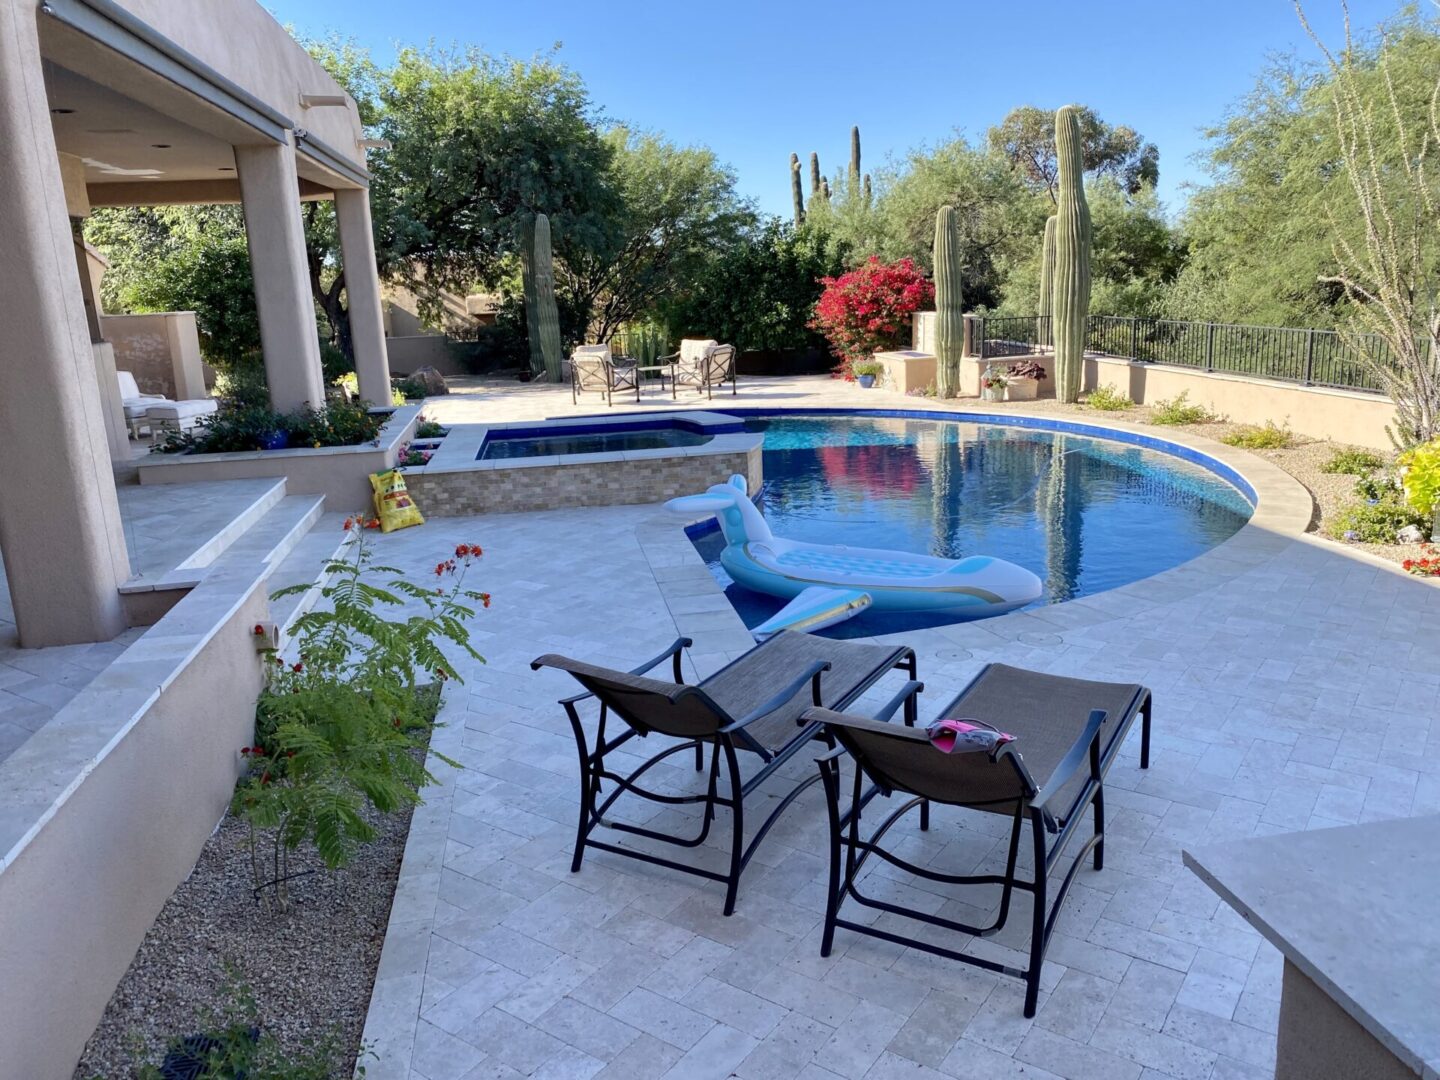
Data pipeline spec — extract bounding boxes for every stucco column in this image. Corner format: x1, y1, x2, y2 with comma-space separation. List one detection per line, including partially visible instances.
235, 137, 326, 412
334, 187, 392, 405
0, 2, 129, 645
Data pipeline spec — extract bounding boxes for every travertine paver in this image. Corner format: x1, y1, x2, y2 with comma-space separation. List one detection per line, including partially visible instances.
356, 377, 1440, 1080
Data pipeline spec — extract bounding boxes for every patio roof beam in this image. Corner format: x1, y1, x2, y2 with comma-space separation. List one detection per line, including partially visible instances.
87, 177, 333, 207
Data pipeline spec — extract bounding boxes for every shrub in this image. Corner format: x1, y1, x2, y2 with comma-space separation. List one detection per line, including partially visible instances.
396, 375, 431, 400
1398, 438, 1440, 517
284, 400, 385, 449
1149, 390, 1217, 425
1321, 448, 1386, 475
1085, 384, 1133, 411
852, 361, 885, 378
1328, 492, 1427, 543
237, 525, 488, 911
810, 256, 934, 378
155, 400, 385, 455
415, 415, 447, 439
1221, 421, 1295, 450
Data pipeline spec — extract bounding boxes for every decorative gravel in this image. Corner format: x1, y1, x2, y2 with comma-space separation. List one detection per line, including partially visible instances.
74, 797, 413, 1078
981, 397, 1430, 567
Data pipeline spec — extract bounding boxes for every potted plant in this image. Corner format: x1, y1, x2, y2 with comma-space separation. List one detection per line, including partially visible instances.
980, 365, 1009, 402
853, 360, 886, 389
1006, 360, 1046, 401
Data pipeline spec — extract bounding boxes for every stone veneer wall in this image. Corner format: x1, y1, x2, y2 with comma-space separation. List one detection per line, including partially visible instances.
407, 447, 761, 517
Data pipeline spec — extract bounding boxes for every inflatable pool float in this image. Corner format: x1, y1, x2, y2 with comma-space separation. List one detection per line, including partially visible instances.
667, 475, 1044, 638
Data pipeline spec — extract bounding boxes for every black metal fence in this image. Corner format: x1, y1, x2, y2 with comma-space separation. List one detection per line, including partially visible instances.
965, 314, 1391, 394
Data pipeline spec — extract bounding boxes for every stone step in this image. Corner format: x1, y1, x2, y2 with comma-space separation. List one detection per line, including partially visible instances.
263, 513, 353, 636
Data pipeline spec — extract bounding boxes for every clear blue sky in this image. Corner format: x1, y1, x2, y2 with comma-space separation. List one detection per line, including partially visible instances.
271, 0, 1399, 220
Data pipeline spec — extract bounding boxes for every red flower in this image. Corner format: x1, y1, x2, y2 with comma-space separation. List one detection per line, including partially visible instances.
252, 624, 265, 636
343, 516, 355, 530
292, 662, 303, 673
480, 593, 491, 608
241, 747, 251, 755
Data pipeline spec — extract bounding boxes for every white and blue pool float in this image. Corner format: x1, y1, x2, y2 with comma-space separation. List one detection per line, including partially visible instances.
666, 475, 1044, 638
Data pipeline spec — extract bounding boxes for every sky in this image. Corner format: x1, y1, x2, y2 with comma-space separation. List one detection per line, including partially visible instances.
270, 0, 1401, 220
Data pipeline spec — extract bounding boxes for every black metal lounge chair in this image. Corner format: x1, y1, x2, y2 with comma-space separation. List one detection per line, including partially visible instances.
803, 663, 1152, 1016
532, 631, 917, 915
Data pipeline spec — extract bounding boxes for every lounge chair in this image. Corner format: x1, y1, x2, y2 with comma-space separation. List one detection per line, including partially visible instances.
569, 344, 639, 406
803, 663, 1152, 1016
666, 339, 738, 399
116, 370, 217, 439
532, 630, 918, 915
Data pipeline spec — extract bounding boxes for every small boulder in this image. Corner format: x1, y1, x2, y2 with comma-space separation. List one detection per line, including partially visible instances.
406, 366, 449, 397
1397, 524, 1425, 544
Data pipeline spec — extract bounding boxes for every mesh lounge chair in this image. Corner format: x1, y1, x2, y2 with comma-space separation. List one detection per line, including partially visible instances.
803, 663, 1152, 1016
569, 344, 639, 406
669, 341, 738, 399
532, 630, 917, 915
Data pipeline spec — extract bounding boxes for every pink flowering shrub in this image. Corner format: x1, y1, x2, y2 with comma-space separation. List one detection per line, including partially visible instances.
810, 257, 935, 379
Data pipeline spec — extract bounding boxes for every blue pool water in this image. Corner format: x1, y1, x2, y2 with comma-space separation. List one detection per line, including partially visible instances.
480, 423, 712, 460
693, 415, 1253, 636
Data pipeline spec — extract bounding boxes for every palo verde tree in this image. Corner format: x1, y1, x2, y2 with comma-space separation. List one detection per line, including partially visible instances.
987, 104, 1159, 203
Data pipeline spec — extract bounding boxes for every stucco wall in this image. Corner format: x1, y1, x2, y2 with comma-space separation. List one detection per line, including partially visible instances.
111, 0, 364, 166
388, 334, 469, 377
0, 582, 269, 1080
102, 311, 207, 399
1275, 961, 1414, 1080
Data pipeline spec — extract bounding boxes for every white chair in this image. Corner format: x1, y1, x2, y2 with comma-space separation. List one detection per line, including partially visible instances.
116, 370, 217, 440
569, 345, 639, 406
117, 370, 167, 438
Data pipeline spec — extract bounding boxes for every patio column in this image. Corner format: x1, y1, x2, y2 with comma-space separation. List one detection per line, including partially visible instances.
0, 1, 129, 646
334, 187, 392, 405
235, 137, 326, 412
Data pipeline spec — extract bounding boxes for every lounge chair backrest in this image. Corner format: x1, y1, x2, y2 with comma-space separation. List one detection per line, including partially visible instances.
534, 653, 731, 739
706, 344, 737, 380
678, 339, 718, 365
116, 370, 143, 400
571, 346, 613, 391
823, 713, 1035, 810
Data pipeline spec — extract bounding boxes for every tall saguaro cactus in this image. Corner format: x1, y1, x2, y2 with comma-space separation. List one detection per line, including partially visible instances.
850, 126, 862, 192
532, 213, 564, 383
1052, 105, 1092, 404
809, 152, 821, 198
1037, 214, 1057, 348
863, 174, 873, 205
933, 205, 964, 399
519, 215, 543, 378
790, 153, 806, 226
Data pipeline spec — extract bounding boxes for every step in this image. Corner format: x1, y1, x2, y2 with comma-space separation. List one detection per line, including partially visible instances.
173, 479, 288, 571
264, 513, 354, 635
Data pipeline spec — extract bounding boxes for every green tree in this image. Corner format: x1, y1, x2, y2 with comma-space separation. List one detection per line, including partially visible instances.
987, 105, 1159, 203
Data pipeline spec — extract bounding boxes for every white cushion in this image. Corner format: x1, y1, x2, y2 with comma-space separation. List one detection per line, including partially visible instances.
679, 339, 718, 364
572, 345, 612, 364
145, 399, 218, 421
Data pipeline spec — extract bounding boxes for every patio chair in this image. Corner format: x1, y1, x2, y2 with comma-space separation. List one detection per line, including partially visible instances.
116, 370, 217, 440
803, 663, 1152, 1016
669, 341, 738, 399
532, 630, 918, 915
569, 344, 639, 406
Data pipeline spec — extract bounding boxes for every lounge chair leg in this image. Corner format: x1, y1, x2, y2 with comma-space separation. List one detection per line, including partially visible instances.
1024, 810, 1048, 1018
1140, 696, 1152, 769
694, 740, 704, 771
818, 757, 843, 956
1092, 782, 1105, 870
919, 799, 930, 831
567, 702, 599, 874
721, 740, 744, 916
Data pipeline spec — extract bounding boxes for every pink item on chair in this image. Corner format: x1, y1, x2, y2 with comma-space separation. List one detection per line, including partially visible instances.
925, 718, 1015, 755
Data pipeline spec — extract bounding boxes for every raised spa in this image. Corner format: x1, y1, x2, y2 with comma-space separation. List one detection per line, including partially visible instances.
477, 417, 735, 460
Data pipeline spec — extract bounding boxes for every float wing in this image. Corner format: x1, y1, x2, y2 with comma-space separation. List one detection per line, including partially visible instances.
751, 587, 872, 640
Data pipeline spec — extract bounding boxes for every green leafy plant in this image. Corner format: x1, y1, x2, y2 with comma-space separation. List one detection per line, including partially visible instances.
852, 361, 886, 378
236, 524, 487, 910
1149, 390, 1217, 426
396, 375, 431, 401
155, 401, 385, 455
415, 415, 447, 439
131, 973, 361, 1080
1085, 384, 1133, 411
1221, 421, 1295, 450
1404, 544, 1440, 576
1329, 491, 1426, 543
1398, 438, 1440, 517
1321, 447, 1386, 475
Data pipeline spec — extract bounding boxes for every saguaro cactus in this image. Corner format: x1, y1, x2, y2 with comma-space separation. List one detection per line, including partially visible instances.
933, 204, 964, 399
519, 215, 543, 378
790, 153, 805, 226
532, 213, 564, 383
1052, 105, 1092, 404
863, 173, 872, 205
850, 126, 862, 192
821, 177, 831, 202
809, 152, 821, 197
1037, 214, 1057, 348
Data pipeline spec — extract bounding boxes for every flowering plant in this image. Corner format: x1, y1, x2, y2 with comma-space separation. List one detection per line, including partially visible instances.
234, 519, 488, 910
980, 366, 1010, 390
399, 442, 433, 467
810, 256, 934, 379
1403, 544, 1440, 577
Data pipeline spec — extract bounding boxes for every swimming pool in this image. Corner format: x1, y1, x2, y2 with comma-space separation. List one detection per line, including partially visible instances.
478, 419, 716, 460
691, 414, 1253, 636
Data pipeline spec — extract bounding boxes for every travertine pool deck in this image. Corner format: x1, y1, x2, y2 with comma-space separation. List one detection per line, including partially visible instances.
356, 376, 1440, 1080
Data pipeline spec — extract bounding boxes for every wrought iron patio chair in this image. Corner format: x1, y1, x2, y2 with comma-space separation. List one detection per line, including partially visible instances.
671, 342, 738, 399
569, 344, 639, 406
804, 663, 1152, 1016
532, 630, 917, 915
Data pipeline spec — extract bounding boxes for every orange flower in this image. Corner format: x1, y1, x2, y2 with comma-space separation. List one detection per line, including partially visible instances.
480, 593, 491, 608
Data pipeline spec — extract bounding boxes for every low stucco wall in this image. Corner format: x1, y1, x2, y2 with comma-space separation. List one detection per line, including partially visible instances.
102, 311, 208, 399
135, 406, 421, 511
0, 577, 269, 1079
407, 445, 762, 516
388, 334, 469, 377
1275, 961, 1414, 1080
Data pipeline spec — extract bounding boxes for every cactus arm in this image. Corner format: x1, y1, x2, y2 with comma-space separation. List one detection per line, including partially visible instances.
790, 153, 806, 226
1038, 214, 1057, 349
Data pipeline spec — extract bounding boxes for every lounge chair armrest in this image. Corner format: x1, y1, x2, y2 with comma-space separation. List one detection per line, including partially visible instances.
873, 680, 925, 725
1030, 709, 1107, 819
799, 680, 924, 728
723, 660, 831, 732
631, 636, 693, 679
657, 352, 680, 363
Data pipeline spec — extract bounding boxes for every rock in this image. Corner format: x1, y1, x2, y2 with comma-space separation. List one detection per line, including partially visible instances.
406, 366, 448, 397
1397, 524, 1424, 544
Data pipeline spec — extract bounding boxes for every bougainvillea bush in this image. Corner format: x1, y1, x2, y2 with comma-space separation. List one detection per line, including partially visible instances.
810, 256, 934, 378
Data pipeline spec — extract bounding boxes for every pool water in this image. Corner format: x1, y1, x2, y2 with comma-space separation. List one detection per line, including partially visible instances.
692, 415, 1253, 636
480, 425, 711, 460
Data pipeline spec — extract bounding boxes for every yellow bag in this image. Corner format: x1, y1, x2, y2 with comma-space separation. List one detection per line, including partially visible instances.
370, 469, 425, 533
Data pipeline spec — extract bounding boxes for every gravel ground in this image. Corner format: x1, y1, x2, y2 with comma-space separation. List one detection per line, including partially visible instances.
986, 396, 1431, 567
74, 787, 414, 1078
